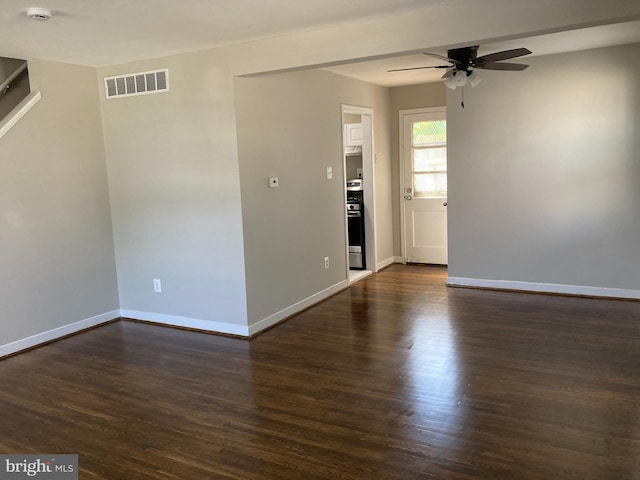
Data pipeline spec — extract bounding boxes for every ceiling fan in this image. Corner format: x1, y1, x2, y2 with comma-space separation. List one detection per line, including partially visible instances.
389, 45, 532, 105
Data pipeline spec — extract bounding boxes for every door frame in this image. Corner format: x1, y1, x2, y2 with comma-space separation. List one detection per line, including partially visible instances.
399, 106, 447, 263
341, 104, 377, 279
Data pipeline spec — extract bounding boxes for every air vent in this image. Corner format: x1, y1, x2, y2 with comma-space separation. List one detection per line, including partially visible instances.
104, 69, 169, 99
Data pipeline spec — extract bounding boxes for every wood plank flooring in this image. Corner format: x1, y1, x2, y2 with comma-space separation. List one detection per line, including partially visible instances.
1, 265, 639, 479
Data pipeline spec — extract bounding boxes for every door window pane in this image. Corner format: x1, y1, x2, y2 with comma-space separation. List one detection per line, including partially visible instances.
414, 147, 447, 172
413, 120, 446, 146
414, 173, 447, 198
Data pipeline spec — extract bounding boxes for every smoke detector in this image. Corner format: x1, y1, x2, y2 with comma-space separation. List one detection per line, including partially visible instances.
27, 7, 52, 21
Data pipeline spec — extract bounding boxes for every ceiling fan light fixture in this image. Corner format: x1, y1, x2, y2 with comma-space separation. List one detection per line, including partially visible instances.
468, 71, 482, 87
453, 70, 468, 87
444, 76, 457, 90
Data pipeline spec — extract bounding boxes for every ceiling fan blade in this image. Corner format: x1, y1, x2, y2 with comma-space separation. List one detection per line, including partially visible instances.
441, 69, 454, 79
388, 65, 450, 72
476, 62, 530, 71
423, 52, 461, 64
476, 48, 532, 64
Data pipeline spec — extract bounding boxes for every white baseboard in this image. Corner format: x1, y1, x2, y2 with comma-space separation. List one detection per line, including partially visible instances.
124, 280, 349, 338
447, 277, 640, 300
377, 256, 399, 270
0, 309, 120, 358
120, 310, 250, 337
1, 280, 354, 356
247, 279, 349, 336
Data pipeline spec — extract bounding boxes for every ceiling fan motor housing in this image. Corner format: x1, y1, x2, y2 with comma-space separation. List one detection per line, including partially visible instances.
448, 45, 479, 74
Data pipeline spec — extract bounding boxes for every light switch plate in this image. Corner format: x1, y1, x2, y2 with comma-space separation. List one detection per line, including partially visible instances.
326, 167, 333, 179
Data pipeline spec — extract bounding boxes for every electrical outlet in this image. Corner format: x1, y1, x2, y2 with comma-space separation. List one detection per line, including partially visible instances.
153, 278, 162, 293
326, 166, 333, 179
268, 177, 279, 188
324, 257, 330, 269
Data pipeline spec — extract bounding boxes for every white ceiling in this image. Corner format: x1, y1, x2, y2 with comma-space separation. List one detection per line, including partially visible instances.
324, 20, 640, 87
0, 0, 638, 86
0, 0, 442, 67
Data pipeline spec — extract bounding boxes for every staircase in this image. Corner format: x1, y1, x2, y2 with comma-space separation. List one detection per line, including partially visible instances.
0, 56, 41, 139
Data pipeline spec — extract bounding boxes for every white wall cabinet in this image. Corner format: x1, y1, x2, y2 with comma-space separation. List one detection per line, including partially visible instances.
344, 123, 363, 146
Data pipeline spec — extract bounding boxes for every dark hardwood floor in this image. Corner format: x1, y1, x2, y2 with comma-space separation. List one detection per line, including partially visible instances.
1, 265, 639, 479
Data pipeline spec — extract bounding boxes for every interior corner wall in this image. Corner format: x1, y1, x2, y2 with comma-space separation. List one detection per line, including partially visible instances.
389, 83, 447, 258
447, 43, 640, 292
98, 52, 249, 333
0, 59, 119, 348
234, 69, 392, 327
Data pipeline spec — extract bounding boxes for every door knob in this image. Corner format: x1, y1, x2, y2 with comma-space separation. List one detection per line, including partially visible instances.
443, 201, 448, 207
404, 195, 412, 201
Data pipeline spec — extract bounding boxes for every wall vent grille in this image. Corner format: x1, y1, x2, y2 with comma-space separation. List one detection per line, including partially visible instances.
104, 69, 169, 99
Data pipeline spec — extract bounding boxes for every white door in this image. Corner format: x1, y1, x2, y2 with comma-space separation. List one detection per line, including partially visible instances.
401, 108, 448, 264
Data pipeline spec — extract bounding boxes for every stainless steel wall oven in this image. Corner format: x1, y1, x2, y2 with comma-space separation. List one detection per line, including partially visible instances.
346, 189, 365, 270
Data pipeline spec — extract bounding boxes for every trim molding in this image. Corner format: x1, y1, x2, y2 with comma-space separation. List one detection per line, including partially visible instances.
377, 256, 397, 270
447, 277, 640, 300
2, 280, 353, 357
0, 309, 120, 358
247, 279, 349, 336
0, 91, 42, 139
120, 310, 250, 337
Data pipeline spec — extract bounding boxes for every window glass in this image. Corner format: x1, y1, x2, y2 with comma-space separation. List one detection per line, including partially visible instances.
414, 147, 447, 172
414, 173, 447, 198
412, 120, 446, 146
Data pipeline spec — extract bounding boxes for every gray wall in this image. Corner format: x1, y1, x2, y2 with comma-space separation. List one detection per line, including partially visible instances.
448, 43, 640, 290
99, 52, 249, 329
389, 83, 447, 257
0, 59, 118, 346
235, 69, 392, 325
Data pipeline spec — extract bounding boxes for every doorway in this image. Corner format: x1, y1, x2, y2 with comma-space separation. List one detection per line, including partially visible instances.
341, 105, 376, 283
400, 107, 448, 264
